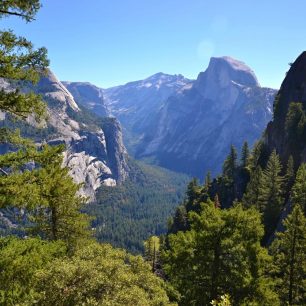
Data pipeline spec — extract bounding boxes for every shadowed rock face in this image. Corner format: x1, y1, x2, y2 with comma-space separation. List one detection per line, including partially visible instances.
0, 70, 129, 200
264, 51, 306, 166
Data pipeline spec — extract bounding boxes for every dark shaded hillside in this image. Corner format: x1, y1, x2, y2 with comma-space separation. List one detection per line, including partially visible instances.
265, 51, 306, 167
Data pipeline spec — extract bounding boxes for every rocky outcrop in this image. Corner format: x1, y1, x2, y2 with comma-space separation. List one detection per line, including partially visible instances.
264, 51, 306, 167
0, 70, 129, 200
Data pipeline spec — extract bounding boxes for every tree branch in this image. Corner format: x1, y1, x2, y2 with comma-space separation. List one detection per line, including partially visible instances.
0, 10, 35, 21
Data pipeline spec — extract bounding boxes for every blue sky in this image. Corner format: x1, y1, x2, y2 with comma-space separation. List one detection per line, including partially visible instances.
1, 0, 306, 88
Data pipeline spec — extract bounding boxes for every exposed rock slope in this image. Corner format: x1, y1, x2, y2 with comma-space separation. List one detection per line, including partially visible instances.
137, 57, 276, 177
0, 70, 129, 199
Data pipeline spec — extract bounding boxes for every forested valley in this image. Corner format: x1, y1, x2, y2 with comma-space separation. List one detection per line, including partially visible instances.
0, 1, 305, 306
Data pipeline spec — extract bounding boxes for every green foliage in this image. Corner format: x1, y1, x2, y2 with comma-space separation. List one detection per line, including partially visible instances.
144, 235, 161, 273
285, 102, 306, 145
249, 141, 264, 172
27, 145, 91, 247
185, 178, 202, 213
0, 29, 49, 120
0, 236, 66, 305
89, 160, 189, 253
291, 163, 306, 214
0, 238, 174, 306
0, 144, 91, 249
242, 166, 263, 210
270, 205, 306, 305
34, 241, 174, 306
222, 145, 238, 179
211, 294, 231, 306
163, 203, 278, 306
0, 0, 41, 21
259, 150, 285, 238
241, 141, 250, 169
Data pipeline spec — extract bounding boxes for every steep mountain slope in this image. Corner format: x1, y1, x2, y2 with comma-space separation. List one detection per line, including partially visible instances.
136, 57, 276, 177
66, 73, 191, 153
0, 70, 129, 199
264, 51, 306, 166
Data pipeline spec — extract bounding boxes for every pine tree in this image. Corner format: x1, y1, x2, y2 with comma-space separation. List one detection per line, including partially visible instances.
185, 178, 201, 212
270, 205, 306, 305
28, 145, 91, 248
223, 145, 238, 179
0, 0, 49, 206
144, 236, 160, 274
249, 141, 263, 172
242, 166, 263, 210
241, 141, 250, 168
259, 150, 285, 238
0, 1, 48, 120
0, 1, 41, 21
169, 205, 188, 234
291, 163, 306, 214
163, 202, 279, 305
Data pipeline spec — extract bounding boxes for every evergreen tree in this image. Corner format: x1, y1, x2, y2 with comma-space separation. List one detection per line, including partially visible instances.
0, 144, 91, 248
185, 178, 201, 212
240, 141, 250, 168
0, 1, 41, 21
169, 205, 188, 234
223, 145, 238, 179
270, 205, 306, 305
242, 166, 263, 210
163, 202, 279, 305
0, 1, 48, 120
249, 141, 263, 172
29, 145, 91, 247
259, 150, 285, 238
291, 163, 306, 214
204, 171, 212, 189
144, 236, 161, 274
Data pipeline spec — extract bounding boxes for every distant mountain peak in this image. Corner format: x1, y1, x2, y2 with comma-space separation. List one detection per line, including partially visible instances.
196, 56, 260, 91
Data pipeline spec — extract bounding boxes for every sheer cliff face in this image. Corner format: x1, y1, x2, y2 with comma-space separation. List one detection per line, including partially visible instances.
135, 57, 276, 177
0, 70, 129, 200
264, 51, 306, 166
